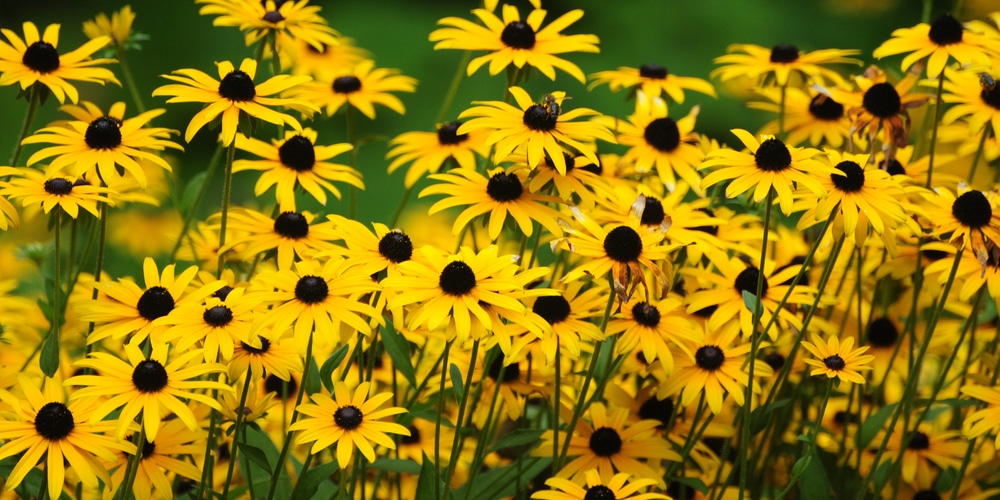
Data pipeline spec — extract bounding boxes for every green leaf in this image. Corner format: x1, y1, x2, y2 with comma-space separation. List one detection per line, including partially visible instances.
381, 325, 417, 387
304, 356, 322, 395
790, 455, 811, 478
488, 429, 544, 453
415, 453, 442, 500
237, 441, 273, 475
39, 333, 59, 377
238, 426, 290, 499
179, 171, 208, 217
749, 398, 790, 436
872, 459, 894, 491
320, 344, 351, 393
858, 403, 897, 449
741, 290, 760, 314
798, 451, 834, 499
668, 476, 709, 495
454, 457, 551, 499
290, 460, 338, 499
370, 458, 422, 474
450, 363, 464, 400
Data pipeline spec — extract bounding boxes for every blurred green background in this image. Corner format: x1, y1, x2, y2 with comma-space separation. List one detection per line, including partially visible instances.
0, 0, 960, 271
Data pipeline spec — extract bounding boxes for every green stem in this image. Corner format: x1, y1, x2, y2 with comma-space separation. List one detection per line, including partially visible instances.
443, 340, 481, 492
739, 188, 774, 499
83, 203, 109, 368
9, 85, 40, 167
117, 426, 146, 500
775, 381, 833, 500
170, 144, 224, 260
222, 374, 254, 499
117, 50, 147, 114
967, 126, 990, 185
267, 330, 314, 500
433, 340, 452, 500
925, 73, 946, 189
437, 51, 472, 124
216, 141, 236, 277
43, 210, 62, 377
346, 106, 358, 219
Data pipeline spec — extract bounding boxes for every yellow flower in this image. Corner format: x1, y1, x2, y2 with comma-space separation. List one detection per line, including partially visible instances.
800, 333, 874, 385
874, 13, 1000, 78
0, 166, 111, 219
713, 43, 860, 87
83, 5, 141, 52
589, 63, 716, 103
197, 0, 339, 51
282, 59, 416, 119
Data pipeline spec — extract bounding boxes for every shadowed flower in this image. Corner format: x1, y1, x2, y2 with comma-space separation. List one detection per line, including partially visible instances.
589, 63, 716, 103
713, 43, 860, 87
386, 121, 490, 188
83, 5, 142, 52
0, 166, 111, 218
197, 0, 339, 51
0, 22, 118, 103
874, 13, 1000, 78
282, 59, 416, 119
532, 469, 670, 500
800, 333, 874, 385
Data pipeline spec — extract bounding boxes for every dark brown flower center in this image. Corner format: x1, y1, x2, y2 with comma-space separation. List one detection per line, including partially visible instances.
487, 354, 520, 383
831, 160, 865, 192
764, 352, 785, 370
638, 395, 673, 427
907, 431, 930, 450
137, 286, 175, 321
278, 135, 316, 171
544, 152, 575, 172
437, 122, 467, 145
644, 117, 681, 152
884, 159, 905, 176
867, 317, 898, 347
823, 354, 846, 371
132, 359, 169, 393
639, 197, 665, 225
34, 402, 74, 440
485, 171, 523, 202
262, 10, 284, 23
332, 76, 361, 94
203, 305, 234, 327
400, 424, 421, 445
769, 43, 800, 63
439, 261, 476, 296
695, 345, 725, 370
218, 70, 256, 101
631, 301, 661, 327
808, 94, 844, 121
500, 21, 536, 49
523, 104, 558, 131
84, 117, 123, 150
691, 208, 719, 236
264, 374, 297, 399
532, 295, 571, 324
378, 231, 413, 263
754, 138, 792, 171
273, 211, 309, 239
241, 336, 272, 354
334, 405, 363, 430
583, 486, 616, 500
603, 226, 643, 262
913, 491, 942, 500
639, 63, 668, 79
734, 266, 769, 298
588, 427, 623, 457
43, 178, 74, 195
951, 190, 992, 228
981, 81, 1000, 110
862, 82, 901, 119
294, 275, 329, 304
22, 41, 60, 73
214, 285, 234, 301
928, 13, 963, 46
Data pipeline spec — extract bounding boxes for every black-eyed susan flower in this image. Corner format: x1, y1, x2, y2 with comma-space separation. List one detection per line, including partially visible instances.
282, 59, 416, 119
0, 166, 111, 219
557, 208, 674, 302
152, 58, 315, 146
233, 128, 361, 211
922, 187, 1000, 272
281, 35, 368, 80
457, 87, 615, 174
107, 417, 205, 500
657, 323, 769, 414
747, 86, 855, 148
699, 129, 829, 215
419, 166, 565, 241
429, 0, 599, 83
589, 63, 716, 103
961, 384, 1000, 448
66, 342, 230, 441
523, 281, 607, 362
325, 214, 415, 276
252, 257, 379, 352
197, 0, 339, 51
78, 257, 224, 345
942, 67, 1000, 137
800, 333, 874, 385
874, 13, 1000, 78
83, 5, 141, 52
220, 208, 340, 270
229, 333, 302, 381
713, 43, 860, 87
21, 101, 181, 188
524, 151, 615, 207
382, 245, 538, 342
536, 402, 679, 484
607, 294, 696, 373
683, 248, 816, 338
0, 195, 18, 230
470, 351, 552, 426
828, 65, 928, 149
386, 121, 490, 188
793, 150, 908, 255
0, 22, 118, 103
599, 91, 705, 193
0, 377, 135, 498
532, 469, 670, 500
881, 425, 967, 488
156, 285, 261, 362
290, 380, 408, 467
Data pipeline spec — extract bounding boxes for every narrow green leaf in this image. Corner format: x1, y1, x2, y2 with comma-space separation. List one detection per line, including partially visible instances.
455, 457, 551, 499
415, 453, 440, 500
39, 333, 59, 377
798, 451, 834, 499
872, 459, 894, 491
304, 356, 321, 395
741, 290, 760, 314
320, 344, 351, 393
370, 458, 422, 474
668, 476, 709, 495
488, 429, 544, 453
290, 460, 338, 499
237, 442, 272, 475
179, 171, 208, 217
749, 398, 790, 436
450, 363, 464, 400
381, 326, 417, 387
858, 403, 897, 449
